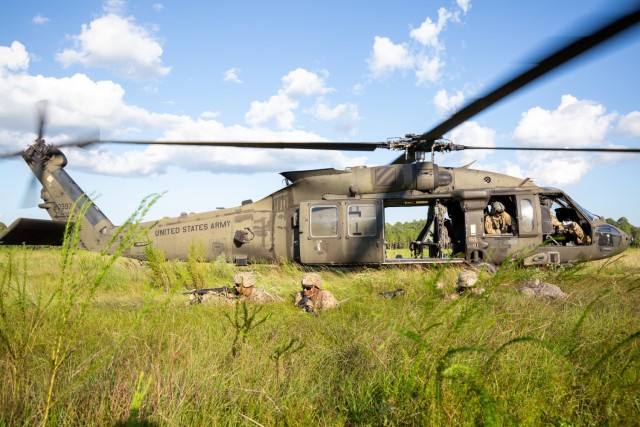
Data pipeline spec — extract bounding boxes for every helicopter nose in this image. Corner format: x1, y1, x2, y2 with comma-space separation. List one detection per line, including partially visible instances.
619, 230, 632, 252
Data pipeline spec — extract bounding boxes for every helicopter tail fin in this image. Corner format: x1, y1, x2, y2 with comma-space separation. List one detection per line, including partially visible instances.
21, 143, 115, 252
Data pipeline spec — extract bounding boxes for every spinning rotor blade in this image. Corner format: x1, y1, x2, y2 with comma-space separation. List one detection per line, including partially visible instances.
97, 139, 385, 151
69, 5, 640, 164
460, 146, 640, 153
36, 100, 48, 142
420, 5, 640, 144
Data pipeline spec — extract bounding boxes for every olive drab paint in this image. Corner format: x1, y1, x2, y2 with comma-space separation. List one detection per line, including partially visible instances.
1, 142, 631, 267
2, 6, 638, 265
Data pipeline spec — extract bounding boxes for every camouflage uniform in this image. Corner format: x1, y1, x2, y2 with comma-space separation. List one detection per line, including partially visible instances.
485, 202, 514, 235
294, 272, 338, 311
555, 218, 586, 244
294, 289, 338, 310
234, 272, 282, 303
200, 290, 236, 305
485, 211, 514, 234
241, 287, 283, 303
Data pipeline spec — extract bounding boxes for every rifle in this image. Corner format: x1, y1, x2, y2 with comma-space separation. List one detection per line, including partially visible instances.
296, 296, 317, 316
183, 286, 234, 296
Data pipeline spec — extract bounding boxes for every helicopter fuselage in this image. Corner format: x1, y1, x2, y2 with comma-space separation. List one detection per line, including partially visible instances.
2, 146, 630, 267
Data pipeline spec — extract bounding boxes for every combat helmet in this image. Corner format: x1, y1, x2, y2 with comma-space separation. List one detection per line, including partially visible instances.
234, 272, 255, 288
301, 272, 322, 289
492, 201, 505, 214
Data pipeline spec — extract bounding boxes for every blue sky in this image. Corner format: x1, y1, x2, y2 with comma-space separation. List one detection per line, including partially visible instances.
1, 0, 639, 227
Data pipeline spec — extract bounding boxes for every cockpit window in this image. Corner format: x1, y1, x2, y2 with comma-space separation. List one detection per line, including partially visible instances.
576, 203, 597, 221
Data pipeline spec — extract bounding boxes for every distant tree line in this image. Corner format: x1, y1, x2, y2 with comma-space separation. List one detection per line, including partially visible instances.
385, 217, 639, 249
384, 220, 426, 249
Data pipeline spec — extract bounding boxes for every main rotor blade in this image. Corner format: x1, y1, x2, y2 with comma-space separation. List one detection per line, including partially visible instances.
98, 139, 385, 151
36, 100, 48, 141
462, 145, 640, 153
421, 5, 640, 141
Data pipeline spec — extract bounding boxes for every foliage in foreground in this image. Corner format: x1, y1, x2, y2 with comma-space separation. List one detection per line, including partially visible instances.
0, 244, 639, 425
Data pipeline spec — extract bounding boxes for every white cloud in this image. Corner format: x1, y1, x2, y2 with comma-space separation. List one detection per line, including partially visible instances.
32, 14, 50, 25
244, 68, 347, 131
433, 89, 465, 114
0, 41, 29, 74
409, 7, 452, 49
281, 68, 333, 98
313, 102, 360, 135
313, 103, 359, 122
152, 3, 164, 12
616, 111, 640, 136
367, 2, 470, 85
223, 68, 243, 84
200, 111, 220, 120
513, 95, 615, 147
0, 44, 362, 176
367, 36, 413, 76
457, 0, 471, 14
56, 13, 170, 81
245, 94, 299, 129
103, 0, 126, 15
511, 153, 593, 186
415, 56, 443, 85
502, 95, 635, 187
450, 121, 495, 164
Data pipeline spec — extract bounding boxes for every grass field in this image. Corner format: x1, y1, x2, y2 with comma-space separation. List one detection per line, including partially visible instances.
1, 245, 639, 426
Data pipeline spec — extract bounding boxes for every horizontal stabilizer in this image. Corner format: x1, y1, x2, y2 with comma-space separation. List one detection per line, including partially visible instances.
0, 218, 67, 246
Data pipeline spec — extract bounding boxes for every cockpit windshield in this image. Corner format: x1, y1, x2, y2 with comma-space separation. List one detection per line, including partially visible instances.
575, 203, 597, 221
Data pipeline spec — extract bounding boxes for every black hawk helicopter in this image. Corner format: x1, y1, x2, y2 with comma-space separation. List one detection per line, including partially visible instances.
1, 5, 639, 266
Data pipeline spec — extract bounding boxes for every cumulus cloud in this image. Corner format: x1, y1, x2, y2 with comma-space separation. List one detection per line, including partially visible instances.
513, 95, 616, 147
312, 102, 360, 135
410, 7, 453, 49
616, 111, 640, 136
367, 1, 469, 85
0, 41, 362, 176
281, 68, 334, 98
0, 41, 29, 74
450, 121, 495, 164
32, 14, 50, 25
244, 68, 353, 132
56, 13, 170, 81
457, 0, 471, 14
367, 37, 414, 76
245, 94, 299, 129
433, 88, 465, 114
503, 95, 636, 187
509, 153, 593, 187
223, 68, 243, 83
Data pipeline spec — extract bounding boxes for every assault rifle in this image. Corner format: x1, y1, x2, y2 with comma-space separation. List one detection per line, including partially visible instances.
296, 296, 317, 316
183, 286, 234, 296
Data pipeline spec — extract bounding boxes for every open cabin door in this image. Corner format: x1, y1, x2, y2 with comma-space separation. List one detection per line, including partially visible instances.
299, 200, 384, 264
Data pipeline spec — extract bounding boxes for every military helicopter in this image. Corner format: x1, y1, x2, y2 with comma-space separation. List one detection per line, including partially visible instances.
1, 6, 639, 267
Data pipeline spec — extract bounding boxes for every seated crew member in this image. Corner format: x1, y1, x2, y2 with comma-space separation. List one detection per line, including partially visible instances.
484, 201, 514, 235
541, 198, 588, 245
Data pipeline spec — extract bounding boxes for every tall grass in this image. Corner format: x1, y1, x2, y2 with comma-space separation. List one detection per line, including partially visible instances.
1, 241, 638, 425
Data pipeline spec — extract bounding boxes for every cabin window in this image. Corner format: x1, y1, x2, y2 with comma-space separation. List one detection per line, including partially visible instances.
348, 204, 377, 237
520, 198, 534, 233
310, 206, 338, 237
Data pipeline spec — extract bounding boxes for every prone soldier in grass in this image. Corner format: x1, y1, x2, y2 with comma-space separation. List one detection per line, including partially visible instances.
185, 271, 281, 304
233, 272, 282, 303
294, 272, 338, 314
